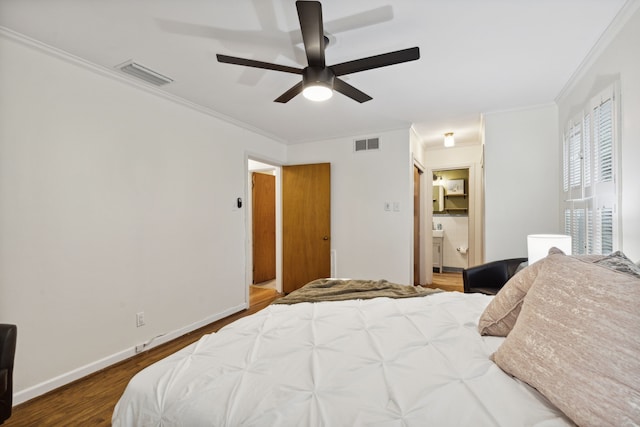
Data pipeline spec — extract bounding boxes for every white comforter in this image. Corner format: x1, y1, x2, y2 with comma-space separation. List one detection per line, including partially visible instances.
112, 292, 572, 426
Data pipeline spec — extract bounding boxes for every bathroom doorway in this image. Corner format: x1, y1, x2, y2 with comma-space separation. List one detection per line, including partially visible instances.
432, 168, 470, 272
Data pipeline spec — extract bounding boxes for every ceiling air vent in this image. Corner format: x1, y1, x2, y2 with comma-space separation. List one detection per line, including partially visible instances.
354, 137, 380, 152
117, 61, 173, 86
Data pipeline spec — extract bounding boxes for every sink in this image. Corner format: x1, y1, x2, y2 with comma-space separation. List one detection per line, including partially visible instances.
433, 229, 444, 238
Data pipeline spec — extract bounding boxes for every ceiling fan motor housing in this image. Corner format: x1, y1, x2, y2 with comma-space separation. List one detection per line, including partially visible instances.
303, 66, 335, 90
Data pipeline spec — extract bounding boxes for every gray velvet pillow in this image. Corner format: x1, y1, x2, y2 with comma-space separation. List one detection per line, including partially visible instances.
593, 250, 640, 278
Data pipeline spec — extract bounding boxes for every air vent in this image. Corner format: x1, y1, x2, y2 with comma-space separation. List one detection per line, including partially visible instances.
354, 137, 380, 152
117, 61, 173, 86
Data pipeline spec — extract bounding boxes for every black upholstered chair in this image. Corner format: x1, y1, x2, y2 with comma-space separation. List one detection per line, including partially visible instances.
0, 324, 17, 425
463, 258, 528, 295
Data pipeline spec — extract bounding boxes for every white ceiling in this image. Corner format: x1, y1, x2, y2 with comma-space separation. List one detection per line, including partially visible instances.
0, 0, 628, 147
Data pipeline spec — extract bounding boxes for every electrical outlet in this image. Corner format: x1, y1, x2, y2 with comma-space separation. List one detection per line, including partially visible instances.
136, 312, 145, 327
135, 344, 145, 353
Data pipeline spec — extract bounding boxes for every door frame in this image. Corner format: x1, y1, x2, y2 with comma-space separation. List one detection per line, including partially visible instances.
246, 156, 283, 299
413, 159, 426, 286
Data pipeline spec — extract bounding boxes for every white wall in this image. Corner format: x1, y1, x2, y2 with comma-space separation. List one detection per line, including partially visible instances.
0, 32, 287, 401
483, 104, 560, 261
287, 129, 413, 285
557, 4, 640, 261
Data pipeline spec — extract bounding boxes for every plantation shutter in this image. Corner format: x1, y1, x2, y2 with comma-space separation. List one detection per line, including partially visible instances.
595, 98, 613, 184
562, 87, 618, 255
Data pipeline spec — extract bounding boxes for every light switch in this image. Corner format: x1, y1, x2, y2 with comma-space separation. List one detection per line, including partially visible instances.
384, 202, 391, 211
393, 202, 400, 212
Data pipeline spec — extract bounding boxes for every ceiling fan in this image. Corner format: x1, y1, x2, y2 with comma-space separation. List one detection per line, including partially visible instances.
216, 0, 420, 103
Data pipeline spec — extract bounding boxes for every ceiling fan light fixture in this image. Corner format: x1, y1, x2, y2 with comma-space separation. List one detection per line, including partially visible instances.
302, 66, 335, 102
303, 84, 333, 101
444, 132, 455, 147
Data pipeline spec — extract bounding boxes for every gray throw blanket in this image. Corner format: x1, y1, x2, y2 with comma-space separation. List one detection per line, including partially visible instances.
272, 278, 442, 305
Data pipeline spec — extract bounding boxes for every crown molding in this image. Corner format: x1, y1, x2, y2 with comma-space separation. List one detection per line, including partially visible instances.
0, 26, 287, 145
555, 0, 640, 104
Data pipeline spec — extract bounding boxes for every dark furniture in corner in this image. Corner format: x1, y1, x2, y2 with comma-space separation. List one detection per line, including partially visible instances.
0, 324, 17, 425
463, 258, 528, 295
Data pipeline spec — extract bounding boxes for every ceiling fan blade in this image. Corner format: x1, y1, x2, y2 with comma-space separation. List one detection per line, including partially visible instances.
296, 1, 325, 67
216, 54, 302, 74
334, 78, 372, 103
331, 47, 420, 76
274, 81, 304, 103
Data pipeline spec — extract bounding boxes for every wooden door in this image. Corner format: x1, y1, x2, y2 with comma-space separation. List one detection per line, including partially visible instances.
252, 172, 276, 283
414, 166, 422, 285
282, 163, 331, 294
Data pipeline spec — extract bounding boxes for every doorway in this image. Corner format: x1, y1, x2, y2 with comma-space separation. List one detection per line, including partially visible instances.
282, 163, 331, 294
247, 159, 281, 301
252, 171, 276, 284
246, 159, 332, 301
432, 168, 470, 273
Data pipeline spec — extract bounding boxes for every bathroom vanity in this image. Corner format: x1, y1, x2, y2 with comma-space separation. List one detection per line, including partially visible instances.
433, 229, 443, 273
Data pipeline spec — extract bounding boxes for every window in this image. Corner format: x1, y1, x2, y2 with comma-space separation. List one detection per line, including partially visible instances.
562, 87, 619, 255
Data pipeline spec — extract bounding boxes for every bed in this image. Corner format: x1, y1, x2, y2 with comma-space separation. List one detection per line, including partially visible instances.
113, 255, 640, 426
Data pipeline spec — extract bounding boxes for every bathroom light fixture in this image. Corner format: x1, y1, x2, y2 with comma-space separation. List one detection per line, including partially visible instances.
444, 132, 455, 147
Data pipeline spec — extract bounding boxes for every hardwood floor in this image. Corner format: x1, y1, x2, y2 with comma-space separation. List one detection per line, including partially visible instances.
7, 280, 459, 426
426, 271, 464, 292
250, 284, 280, 306
5, 290, 281, 427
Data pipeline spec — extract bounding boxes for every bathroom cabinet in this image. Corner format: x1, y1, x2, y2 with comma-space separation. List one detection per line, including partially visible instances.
433, 236, 443, 273
434, 184, 468, 214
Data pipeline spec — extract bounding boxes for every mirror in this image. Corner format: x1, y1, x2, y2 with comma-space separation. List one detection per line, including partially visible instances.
433, 185, 444, 212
